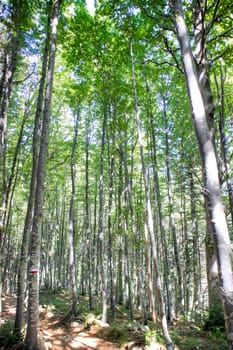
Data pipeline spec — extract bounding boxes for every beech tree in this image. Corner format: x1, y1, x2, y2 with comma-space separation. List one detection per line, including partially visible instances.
171, 0, 233, 347
0, 1, 232, 349
24, 0, 61, 348
68, 107, 80, 316
0, 0, 32, 320
14, 1, 52, 337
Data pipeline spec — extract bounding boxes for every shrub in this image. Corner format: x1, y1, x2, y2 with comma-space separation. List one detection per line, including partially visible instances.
0, 321, 18, 346
203, 303, 225, 332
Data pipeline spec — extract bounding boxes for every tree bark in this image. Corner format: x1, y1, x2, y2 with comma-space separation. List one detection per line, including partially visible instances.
14, 7, 51, 337
172, 0, 233, 347
98, 110, 108, 323
107, 144, 115, 316
191, 0, 222, 312
24, 1, 61, 348
130, 37, 174, 350
0, 4, 21, 320
214, 64, 233, 228
84, 115, 93, 310
163, 93, 182, 314
144, 77, 172, 320
68, 108, 80, 316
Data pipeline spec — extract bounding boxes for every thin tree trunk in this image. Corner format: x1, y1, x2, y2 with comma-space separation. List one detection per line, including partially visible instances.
14, 12, 50, 335
68, 108, 80, 316
124, 230, 133, 321
172, 1, 233, 347
98, 110, 108, 323
119, 132, 137, 320
116, 157, 123, 305
107, 146, 115, 317
144, 78, 172, 320
0, 5, 21, 320
214, 64, 233, 228
24, 1, 60, 348
1, 98, 27, 295
188, 165, 200, 312
85, 116, 93, 310
144, 217, 157, 327
14, 29, 49, 338
192, 0, 223, 312
163, 94, 182, 314
130, 37, 174, 350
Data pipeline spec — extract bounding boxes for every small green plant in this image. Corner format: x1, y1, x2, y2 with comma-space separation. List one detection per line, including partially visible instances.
203, 303, 225, 332
98, 323, 128, 345
145, 329, 164, 347
84, 312, 97, 327
39, 290, 71, 314
0, 321, 18, 346
181, 336, 201, 349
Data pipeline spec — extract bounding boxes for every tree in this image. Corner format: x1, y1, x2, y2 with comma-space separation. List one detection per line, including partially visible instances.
14, 2, 52, 337
68, 107, 80, 316
24, 0, 61, 348
171, 0, 233, 347
97, 108, 108, 323
0, 0, 24, 320
130, 36, 174, 350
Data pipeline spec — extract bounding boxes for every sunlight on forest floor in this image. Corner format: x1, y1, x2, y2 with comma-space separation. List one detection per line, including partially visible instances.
0, 292, 228, 350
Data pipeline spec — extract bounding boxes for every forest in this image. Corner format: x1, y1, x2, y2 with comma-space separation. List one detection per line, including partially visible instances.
0, 0, 233, 349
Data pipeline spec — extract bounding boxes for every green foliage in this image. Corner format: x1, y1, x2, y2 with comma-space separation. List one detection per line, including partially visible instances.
98, 323, 128, 344
84, 312, 98, 326
39, 289, 71, 315
0, 321, 18, 347
180, 337, 201, 349
203, 303, 225, 332
169, 321, 228, 350
145, 329, 164, 346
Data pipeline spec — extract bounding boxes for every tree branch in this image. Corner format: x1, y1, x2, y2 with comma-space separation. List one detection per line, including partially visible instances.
13, 63, 36, 85
207, 27, 233, 45
140, 57, 183, 74
206, 0, 221, 34
163, 36, 184, 73
209, 48, 231, 64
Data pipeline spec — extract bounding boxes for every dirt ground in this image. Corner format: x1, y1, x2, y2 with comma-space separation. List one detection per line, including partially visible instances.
1, 294, 121, 350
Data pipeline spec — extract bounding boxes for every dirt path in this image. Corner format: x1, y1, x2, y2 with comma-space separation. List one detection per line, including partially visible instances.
1, 295, 120, 350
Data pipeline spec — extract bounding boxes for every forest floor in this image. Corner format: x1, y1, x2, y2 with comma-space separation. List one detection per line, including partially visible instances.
0, 291, 228, 350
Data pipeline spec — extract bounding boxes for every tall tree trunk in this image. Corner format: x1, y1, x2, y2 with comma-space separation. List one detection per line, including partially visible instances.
116, 157, 123, 305
68, 108, 80, 316
0, 7, 20, 235
214, 64, 233, 228
14, 7, 51, 336
98, 110, 108, 323
189, 166, 200, 312
1, 96, 27, 295
130, 37, 174, 350
144, 77, 172, 320
85, 115, 93, 310
144, 217, 157, 327
192, 0, 222, 311
163, 94, 182, 314
0, 4, 21, 320
119, 130, 137, 319
107, 145, 115, 317
172, 1, 233, 347
24, 1, 60, 348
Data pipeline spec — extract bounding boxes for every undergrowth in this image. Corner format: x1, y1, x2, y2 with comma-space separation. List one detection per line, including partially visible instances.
0, 321, 18, 347
39, 290, 228, 350
0, 290, 223, 350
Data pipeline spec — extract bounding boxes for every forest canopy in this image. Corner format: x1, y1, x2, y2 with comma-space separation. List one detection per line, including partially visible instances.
0, 0, 233, 349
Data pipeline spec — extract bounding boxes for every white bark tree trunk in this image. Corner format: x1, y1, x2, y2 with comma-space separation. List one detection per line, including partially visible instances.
130, 37, 174, 350
24, 1, 61, 348
172, 0, 233, 347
